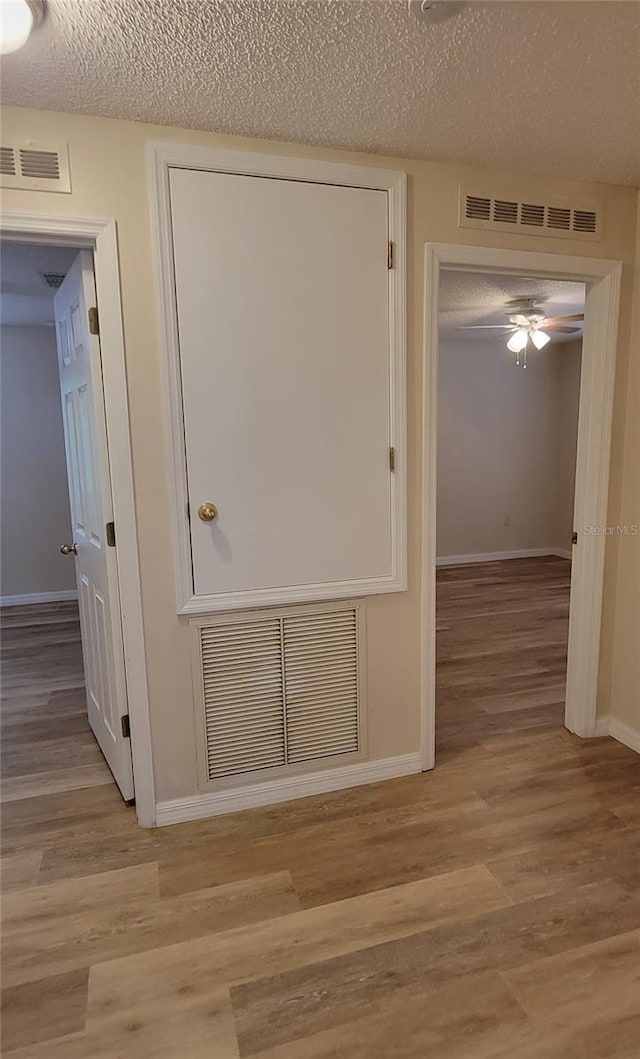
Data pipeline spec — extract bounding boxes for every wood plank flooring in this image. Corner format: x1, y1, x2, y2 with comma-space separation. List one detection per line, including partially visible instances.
2, 560, 639, 1058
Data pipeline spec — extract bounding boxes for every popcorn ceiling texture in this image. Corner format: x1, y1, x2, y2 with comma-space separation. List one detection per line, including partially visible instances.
2, 0, 639, 186
438, 273, 585, 338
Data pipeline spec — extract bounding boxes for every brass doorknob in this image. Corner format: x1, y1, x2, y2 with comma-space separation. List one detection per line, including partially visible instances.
197, 502, 218, 523
60, 543, 78, 556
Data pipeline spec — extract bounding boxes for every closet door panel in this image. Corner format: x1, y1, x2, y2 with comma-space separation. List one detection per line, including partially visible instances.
170, 167, 392, 601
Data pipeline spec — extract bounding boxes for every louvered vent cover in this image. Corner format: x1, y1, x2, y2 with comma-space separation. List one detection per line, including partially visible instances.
459, 189, 600, 241
0, 142, 71, 193
40, 272, 67, 290
198, 606, 361, 781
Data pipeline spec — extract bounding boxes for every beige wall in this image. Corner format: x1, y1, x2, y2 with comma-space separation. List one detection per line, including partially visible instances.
0, 325, 74, 599
1, 106, 637, 801
608, 193, 640, 731
436, 335, 581, 558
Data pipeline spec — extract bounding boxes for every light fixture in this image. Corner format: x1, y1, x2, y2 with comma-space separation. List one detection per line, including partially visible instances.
506, 329, 528, 354
531, 329, 551, 350
0, 0, 44, 55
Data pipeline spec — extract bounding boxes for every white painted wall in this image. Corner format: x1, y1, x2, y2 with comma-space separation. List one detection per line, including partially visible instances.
436, 335, 581, 560
0, 325, 75, 601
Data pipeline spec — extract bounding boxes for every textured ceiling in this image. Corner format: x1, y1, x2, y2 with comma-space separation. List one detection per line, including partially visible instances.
2, 1, 639, 187
0, 242, 77, 325
439, 270, 585, 342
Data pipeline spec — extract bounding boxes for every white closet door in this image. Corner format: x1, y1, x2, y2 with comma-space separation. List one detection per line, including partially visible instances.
170, 168, 392, 603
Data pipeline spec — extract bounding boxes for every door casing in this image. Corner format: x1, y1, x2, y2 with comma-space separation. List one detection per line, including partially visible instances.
1, 212, 155, 826
148, 142, 407, 614
421, 242, 623, 769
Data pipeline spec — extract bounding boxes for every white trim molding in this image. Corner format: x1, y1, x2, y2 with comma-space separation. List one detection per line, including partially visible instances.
421, 243, 622, 769
0, 590, 78, 606
594, 716, 640, 753
0, 212, 156, 827
148, 141, 407, 615
156, 752, 422, 825
609, 718, 640, 753
436, 548, 571, 567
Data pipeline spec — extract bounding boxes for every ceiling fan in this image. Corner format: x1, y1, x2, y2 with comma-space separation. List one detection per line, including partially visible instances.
458, 297, 584, 368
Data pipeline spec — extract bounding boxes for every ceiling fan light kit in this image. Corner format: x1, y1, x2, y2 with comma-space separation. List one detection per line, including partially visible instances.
458, 297, 584, 369
531, 329, 551, 350
0, 0, 45, 54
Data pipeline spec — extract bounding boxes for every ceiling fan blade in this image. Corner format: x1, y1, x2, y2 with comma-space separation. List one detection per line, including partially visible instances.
456, 325, 514, 330
545, 325, 582, 334
543, 314, 585, 326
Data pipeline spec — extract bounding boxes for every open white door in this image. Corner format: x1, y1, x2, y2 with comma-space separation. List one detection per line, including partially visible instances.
54, 251, 134, 801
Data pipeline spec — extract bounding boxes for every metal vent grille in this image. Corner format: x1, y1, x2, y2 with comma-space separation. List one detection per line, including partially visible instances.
459, 189, 600, 240
0, 146, 16, 176
19, 148, 60, 180
283, 610, 359, 764
573, 210, 598, 234
0, 141, 71, 193
40, 272, 66, 290
493, 200, 518, 224
197, 606, 361, 781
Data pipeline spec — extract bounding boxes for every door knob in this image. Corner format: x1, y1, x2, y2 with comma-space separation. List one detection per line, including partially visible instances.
60, 543, 78, 556
197, 502, 218, 523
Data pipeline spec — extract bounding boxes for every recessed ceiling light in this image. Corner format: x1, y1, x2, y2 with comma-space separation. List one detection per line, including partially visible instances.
0, 0, 45, 55
408, 1, 465, 25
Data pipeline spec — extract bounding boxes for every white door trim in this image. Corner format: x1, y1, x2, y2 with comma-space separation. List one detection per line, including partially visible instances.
1, 211, 156, 827
421, 243, 622, 769
148, 142, 407, 614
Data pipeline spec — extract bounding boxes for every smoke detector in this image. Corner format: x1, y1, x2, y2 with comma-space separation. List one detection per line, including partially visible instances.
409, 1, 464, 24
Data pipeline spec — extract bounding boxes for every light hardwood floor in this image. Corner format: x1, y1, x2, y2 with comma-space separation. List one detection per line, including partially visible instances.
2, 560, 639, 1058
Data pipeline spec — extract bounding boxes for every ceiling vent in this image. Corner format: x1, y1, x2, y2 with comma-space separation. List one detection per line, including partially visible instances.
0, 141, 71, 194
459, 189, 600, 241
40, 272, 66, 290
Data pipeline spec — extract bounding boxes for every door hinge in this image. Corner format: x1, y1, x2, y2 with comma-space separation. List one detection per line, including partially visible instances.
389, 446, 395, 472
121, 714, 131, 738
572, 531, 578, 545
387, 241, 394, 270
88, 306, 100, 335
106, 521, 116, 547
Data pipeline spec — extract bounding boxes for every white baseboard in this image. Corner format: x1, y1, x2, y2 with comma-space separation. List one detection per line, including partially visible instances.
592, 716, 611, 738
436, 548, 571, 567
553, 548, 572, 560
591, 715, 640, 752
0, 589, 78, 607
156, 752, 423, 826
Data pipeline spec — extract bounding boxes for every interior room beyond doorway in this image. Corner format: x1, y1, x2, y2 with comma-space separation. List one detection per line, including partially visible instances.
435, 270, 585, 757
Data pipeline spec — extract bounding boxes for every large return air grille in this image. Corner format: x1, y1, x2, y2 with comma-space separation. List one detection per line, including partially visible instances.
198, 606, 361, 781
460, 189, 600, 240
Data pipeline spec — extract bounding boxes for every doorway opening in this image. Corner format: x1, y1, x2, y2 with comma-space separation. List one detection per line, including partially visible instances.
420, 244, 622, 770
1, 212, 153, 827
435, 269, 584, 757
0, 240, 134, 806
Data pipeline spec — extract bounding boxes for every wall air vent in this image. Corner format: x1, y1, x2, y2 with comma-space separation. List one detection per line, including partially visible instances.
459, 189, 600, 241
0, 141, 71, 194
194, 603, 364, 784
0, 146, 17, 177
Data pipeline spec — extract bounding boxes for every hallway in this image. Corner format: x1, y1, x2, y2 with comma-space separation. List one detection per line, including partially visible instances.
1, 575, 639, 1058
